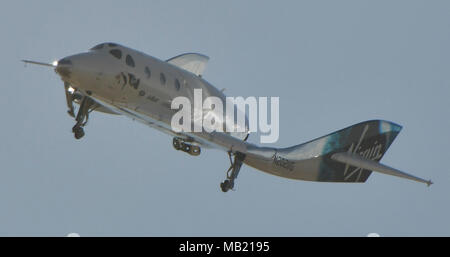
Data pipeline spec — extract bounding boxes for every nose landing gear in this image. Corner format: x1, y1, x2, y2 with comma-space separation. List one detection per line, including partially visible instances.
64, 82, 77, 118
220, 151, 245, 192
71, 95, 97, 140
63, 82, 98, 140
72, 125, 85, 139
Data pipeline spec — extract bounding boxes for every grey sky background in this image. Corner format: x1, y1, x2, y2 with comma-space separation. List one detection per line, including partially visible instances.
0, 0, 449, 236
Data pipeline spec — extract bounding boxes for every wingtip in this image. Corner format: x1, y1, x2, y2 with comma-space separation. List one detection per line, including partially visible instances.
427, 180, 433, 187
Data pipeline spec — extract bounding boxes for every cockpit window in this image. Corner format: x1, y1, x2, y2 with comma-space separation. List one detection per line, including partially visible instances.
108, 43, 118, 47
110, 49, 122, 59
90, 43, 104, 50
126, 55, 135, 67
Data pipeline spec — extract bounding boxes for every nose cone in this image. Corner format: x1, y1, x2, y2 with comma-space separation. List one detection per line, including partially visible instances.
55, 52, 104, 92
55, 57, 73, 79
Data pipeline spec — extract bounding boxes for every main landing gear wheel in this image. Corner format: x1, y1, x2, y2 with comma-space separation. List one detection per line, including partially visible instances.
189, 146, 201, 156
173, 137, 181, 150
172, 137, 201, 156
220, 151, 245, 192
220, 179, 234, 193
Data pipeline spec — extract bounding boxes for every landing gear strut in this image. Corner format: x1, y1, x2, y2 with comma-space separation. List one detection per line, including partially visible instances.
220, 151, 246, 192
64, 82, 75, 118
173, 137, 201, 156
72, 96, 96, 140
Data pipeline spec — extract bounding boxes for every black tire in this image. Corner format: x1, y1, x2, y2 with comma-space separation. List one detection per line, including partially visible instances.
183, 144, 191, 153
173, 138, 181, 150
189, 146, 201, 156
74, 127, 85, 139
220, 180, 231, 192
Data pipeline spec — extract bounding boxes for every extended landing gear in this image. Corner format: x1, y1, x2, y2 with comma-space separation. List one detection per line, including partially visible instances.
173, 137, 201, 156
71, 96, 96, 140
220, 151, 246, 193
72, 126, 85, 139
63, 82, 97, 140
64, 82, 76, 118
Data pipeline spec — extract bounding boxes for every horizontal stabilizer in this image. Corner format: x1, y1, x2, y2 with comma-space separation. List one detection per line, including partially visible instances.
331, 152, 432, 186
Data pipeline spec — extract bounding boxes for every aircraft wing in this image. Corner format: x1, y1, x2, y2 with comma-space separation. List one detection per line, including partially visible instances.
86, 95, 219, 149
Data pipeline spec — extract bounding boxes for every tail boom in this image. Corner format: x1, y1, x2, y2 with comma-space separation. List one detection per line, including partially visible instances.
242, 120, 432, 186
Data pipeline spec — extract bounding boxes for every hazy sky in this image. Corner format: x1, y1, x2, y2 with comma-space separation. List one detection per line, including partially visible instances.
1, 0, 449, 236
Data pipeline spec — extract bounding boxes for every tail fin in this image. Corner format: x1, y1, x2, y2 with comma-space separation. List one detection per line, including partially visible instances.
243, 120, 431, 185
